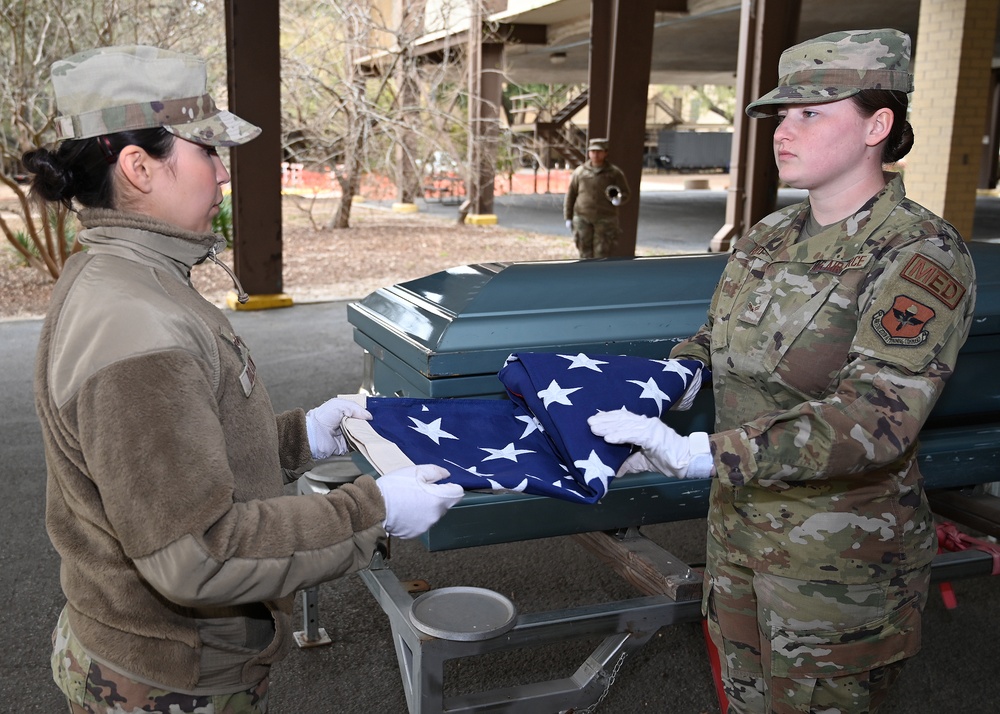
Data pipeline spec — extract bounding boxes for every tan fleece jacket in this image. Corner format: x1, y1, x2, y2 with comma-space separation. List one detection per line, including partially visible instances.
35, 210, 387, 694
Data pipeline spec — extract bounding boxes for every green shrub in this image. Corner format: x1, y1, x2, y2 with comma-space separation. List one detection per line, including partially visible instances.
213, 194, 233, 249
10, 212, 77, 268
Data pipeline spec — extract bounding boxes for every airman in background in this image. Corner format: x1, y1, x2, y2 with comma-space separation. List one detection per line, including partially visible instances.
564, 138, 631, 258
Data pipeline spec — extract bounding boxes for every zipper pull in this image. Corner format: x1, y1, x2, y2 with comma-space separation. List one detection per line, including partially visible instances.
207, 244, 249, 304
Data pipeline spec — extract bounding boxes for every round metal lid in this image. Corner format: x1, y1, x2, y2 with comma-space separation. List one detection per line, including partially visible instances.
408, 586, 518, 641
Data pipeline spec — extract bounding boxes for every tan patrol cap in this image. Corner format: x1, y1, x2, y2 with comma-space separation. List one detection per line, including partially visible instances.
51, 45, 260, 146
746, 28, 913, 118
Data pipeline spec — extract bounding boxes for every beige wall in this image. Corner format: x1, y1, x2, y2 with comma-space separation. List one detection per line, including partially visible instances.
906, 0, 1000, 239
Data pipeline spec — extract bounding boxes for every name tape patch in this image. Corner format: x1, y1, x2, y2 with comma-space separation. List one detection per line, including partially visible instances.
222, 330, 257, 397
810, 253, 873, 275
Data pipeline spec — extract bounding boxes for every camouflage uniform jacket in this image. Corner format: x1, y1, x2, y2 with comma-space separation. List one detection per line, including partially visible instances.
670, 175, 976, 583
564, 160, 631, 222
35, 210, 388, 694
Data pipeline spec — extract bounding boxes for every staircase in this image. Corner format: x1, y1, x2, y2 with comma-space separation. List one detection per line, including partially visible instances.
532, 89, 589, 166
535, 121, 587, 166
508, 89, 590, 168
552, 89, 589, 125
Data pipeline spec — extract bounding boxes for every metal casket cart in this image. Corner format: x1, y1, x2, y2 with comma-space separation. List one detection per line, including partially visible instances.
307, 248, 1000, 714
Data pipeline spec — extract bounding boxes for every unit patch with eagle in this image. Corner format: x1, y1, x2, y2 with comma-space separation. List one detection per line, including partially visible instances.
872, 295, 935, 346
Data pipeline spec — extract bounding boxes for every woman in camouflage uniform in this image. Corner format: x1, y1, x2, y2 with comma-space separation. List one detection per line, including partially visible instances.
25, 46, 463, 713
590, 29, 976, 713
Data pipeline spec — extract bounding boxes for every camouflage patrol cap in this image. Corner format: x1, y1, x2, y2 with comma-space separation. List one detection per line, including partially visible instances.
50, 45, 260, 146
746, 28, 913, 118
588, 138, 609, 151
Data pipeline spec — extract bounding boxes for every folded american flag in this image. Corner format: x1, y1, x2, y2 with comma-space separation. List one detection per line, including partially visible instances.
341, 353, 706, 503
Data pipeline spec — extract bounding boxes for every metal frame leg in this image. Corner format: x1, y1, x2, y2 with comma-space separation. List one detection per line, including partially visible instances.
359, 552, 701, 714
293, 586, 332, 648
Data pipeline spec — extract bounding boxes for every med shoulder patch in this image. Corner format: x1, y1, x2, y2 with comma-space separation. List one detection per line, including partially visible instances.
854, 245, 971, 373
900, 253, 966, 309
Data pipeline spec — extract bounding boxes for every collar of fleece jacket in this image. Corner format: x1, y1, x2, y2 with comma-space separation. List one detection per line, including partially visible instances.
79, 207, 223, 274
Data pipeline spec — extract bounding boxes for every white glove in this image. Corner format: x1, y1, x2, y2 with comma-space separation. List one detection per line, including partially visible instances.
588, 409, 713, 479
376, 464, 464, 539
565, 219, 573, 231
671, 364, 705, 412
305, 398, 372, 459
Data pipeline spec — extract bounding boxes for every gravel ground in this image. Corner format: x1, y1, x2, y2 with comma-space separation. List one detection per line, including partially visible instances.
0, 196, 578, 321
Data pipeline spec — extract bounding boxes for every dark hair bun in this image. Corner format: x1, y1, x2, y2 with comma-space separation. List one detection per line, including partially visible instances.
886, 121, 914, 164
21, 147, 75, 204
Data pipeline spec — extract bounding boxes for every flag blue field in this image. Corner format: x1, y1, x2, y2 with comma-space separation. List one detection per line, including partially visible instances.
350, 353, 706, 503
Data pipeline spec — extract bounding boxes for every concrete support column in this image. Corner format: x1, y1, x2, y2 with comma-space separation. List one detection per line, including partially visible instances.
906, 0, 1000, 240
224, 0, 290, 310
587, 0, 613, 141
979, 68, 999, 190
712, 0, 800, 252
466, 8, 502, 224
604, 0, 657, 258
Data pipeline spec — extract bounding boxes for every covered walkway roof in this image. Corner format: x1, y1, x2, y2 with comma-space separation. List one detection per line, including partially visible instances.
222, 0, 1000, 304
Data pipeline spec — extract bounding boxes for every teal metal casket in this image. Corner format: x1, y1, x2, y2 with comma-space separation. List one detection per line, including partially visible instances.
347, 247, 1000, 550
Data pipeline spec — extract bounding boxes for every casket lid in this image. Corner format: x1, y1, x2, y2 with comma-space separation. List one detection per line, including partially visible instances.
348, 254, 727, 379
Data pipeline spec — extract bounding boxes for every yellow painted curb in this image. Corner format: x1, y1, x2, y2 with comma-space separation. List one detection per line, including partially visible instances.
226, 291, 294, 311
464, 213, 498, 226
391, 202, 420, 213
351, 195, 366, 204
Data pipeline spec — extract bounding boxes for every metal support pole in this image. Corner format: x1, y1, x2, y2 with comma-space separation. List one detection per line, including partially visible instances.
293, 586, 332, 648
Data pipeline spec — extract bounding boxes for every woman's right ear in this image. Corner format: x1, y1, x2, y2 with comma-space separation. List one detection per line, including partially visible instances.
116, 145, 154, 195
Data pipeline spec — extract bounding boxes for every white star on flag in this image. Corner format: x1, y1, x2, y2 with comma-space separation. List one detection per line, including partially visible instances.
655, 359, 695, 378
446, 460, 495, 478
537, 379, 581, 408
574, 450, 615, 489
627, 377, 672, 414
408, 417, 458, 444
559, 353, 609, 371
487, 477, 529, 492
480, 442, 535, 462
516, 414, 542, 438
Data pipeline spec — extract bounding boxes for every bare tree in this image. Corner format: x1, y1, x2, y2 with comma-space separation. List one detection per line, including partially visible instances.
280, 0, 497, 229
689, 84, 737, 124
0, 0, 225, 280
280, 0, 387, 229
4, 0, 525, 257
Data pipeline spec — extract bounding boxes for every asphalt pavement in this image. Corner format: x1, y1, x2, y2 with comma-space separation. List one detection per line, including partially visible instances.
3, 184, 1000, 713
409, 177, 809, 255
411, 175, 1000, 251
